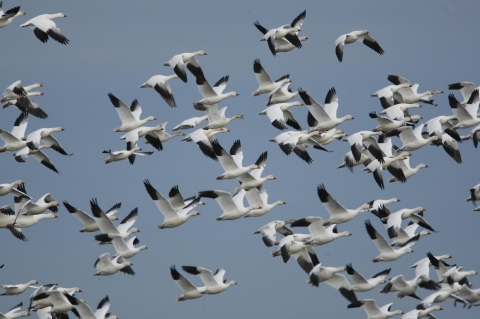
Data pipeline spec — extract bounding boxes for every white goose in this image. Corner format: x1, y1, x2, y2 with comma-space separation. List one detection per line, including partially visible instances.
170, 265, 205, 301
393, 84, 439, 105
198, 189, 260, 220
210, 139, 260, 180
191, 72, 239, 106
154, 122, 185, 143
168, 185, 205, 212
0, 3, 26, 28
379, 103, 422, 120
1, 280, 38, 296
448, 81, 479, 105
448, 90, 480, 129
31, 291, 74, 316
2, 96, 47, 119
1, 80, 31, 102
369, 112, 422, 132
272, 235, 319, 274
390, 222, 431, 247
7, 213, 57, 229
14, 145, 59, 173
172, 115, 208, 131
143, 179, 200, 228
90, 203, 140, 244
182, 127, 228, 160
0, 180, 29, 198
103, 147, 152, 164
252, 59, 291, 96
338, 148, 371, 172
253, 14, 302, 56
389, 124, 439, 151
364, 219, 415, 262
0, 112, 28, 152
399, 306, 443, 319
362, 153, 410, 190
347, 299, 403, 319
346, 263, 390, 292
26, 127, 71, 156
107, 94, 156, 132
181, 266, 237, 295
275, 36, 308, 53
94, 253, 134, 276
466, 182, 480, 207
317, 184, 371, 226
20, 13, 69, 45
243, 186, 286, 218
299, 88, 354, 131
63, 201, 120, 233
109, 235, 146, 259
0, 302, 30, 319
335, 30, 384, 62
259, 101, 303, 130
119, 125, 164, 151
163, 51, 207, 83
17, 190, 59, 216
139, 74, 179, 107
266, 83, 299, 106
387, 148, 428, 183
65, 295, 112, 319
253, 219, 295, 247
290, 216, 352, 246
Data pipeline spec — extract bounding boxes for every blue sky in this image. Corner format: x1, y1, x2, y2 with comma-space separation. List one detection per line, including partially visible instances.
1, 1, 479, 318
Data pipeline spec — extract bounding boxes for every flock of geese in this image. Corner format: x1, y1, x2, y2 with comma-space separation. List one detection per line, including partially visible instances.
0, 2, 479, 319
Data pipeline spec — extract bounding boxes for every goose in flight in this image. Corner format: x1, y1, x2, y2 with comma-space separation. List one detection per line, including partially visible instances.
1, 280, 38, 296
259, 102, 303, 130
64, 200, 120, 233
0, 3, 26, 28
182, 128, 229, 161
253, 10, 304, 56
107, 94, 156, 132
181, 265, 237, 295
335, 30, 384, 62
170, 265, 206, 301
0, 112, 29, 152
198, 189, 260, 220
143, 179, 200, 228
20, 13, 69, 45
252, 59, 291, 96
94, 253, 134, 276
190, 71, 239, 107
253, 219, 295, 247
139, 74, 179, 107
163, 51, 207, 83
347, 299, 403, 319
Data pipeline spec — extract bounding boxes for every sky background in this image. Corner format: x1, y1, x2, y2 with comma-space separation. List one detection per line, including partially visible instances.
1, 0, 479, 318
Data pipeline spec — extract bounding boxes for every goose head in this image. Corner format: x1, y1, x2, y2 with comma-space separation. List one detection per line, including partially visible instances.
47, 13, 67, 19
188, 211, 200, 217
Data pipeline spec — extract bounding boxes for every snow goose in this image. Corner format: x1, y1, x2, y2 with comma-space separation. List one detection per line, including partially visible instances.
64, 200, 120, 233
18, 193, 60, 216
0, 209, 27, 241
266, 83, 300, 106
237, 172, 276, 191
20, 13, 69, 45
466, 183, 480, 207
191, 72, 239, 107
424, 115, 462, 163
13, 145, 59, 173
387, 124, 439, 151
390, 222, 431, 247
364, 219, 415, 262
26, 127, 71, 156
318, 184, 372, 226
91, 205, 140, 244
182, 128, 228, 160
348, 131, 385, 163
0, 302, 29, 318
1, 280, 38, 296
279, 130, 329, 164
272, 235, 318, 273
253, 219, 295, 247
243, 186, 286, 218
335, 30, 384, 62
168, 185, 205, 213
457, 285, 480, 307
377, 206, 434, 239
152, 122, 184, 143
393, 84, 438, 105
299, 88, 354, 131
0, 3, 25, 28
307, 263, 347, 287
427, 253, 477, 285
170, 265, 206, 301
275, 36, 308, 53
139, 74, 179, 107
448, 90, 480, 129
107, 94, 156, 132
198, 189, 260, 220
345, 263, 390, 292
181, 266, 237, 295
347, 299, 403, 319
448, 81, 479, 105
109, 234, 146, 259
119, 125, 164, 151
209, 139, 259, 179
7, 213, 57, 229
371, 79, 411, 101
103, 147, 153, 164
387, 148, 428, 183
416, 283, 466, 310
252, 59, 291, 96
2, 97, 48, 119
259, 101, 303, 130
0, 180, 29, 198
379, 103, 422, 120
143, 179, 200, 228
202, 113, 244, 130
290, 216, 352, 246
338, 148, 371, 172
67, 295, 112, 319
253, 11, 303, 56
400, 306, 442, 319
163, 51, 207, 83
369, 112, 422, 132
172, 115, 208, 131
362, 153, 410, 189
31, 291, 76, 317
380, 271, 440, 300
1, 81, 29, 102
0, 112, 28, 152
410, 254, 452, 269
94, 253, 134, 276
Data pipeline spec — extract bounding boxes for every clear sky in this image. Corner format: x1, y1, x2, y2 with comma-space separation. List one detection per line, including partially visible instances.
1, 1, 479, 318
